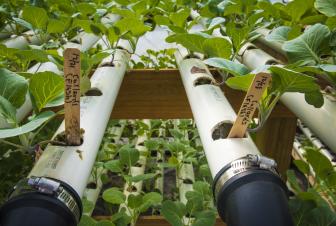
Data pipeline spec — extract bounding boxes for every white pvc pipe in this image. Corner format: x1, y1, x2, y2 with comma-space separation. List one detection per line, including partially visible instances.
255, 28, 285, 55
29, 50, 130, 197
0, 24, 20, 40
84, 122, 125, 215
2, 30, 43, 49
176, 53, 260, 177
281, 93, 336, 153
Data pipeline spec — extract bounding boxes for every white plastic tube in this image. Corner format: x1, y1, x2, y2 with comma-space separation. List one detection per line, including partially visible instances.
176, 52, 260, 177
29, 50, 130, 197
2, 30, 43, 49
281, 93, 336, 153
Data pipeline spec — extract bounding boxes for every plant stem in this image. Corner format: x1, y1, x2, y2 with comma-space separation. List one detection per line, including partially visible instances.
0, 139, 25, 149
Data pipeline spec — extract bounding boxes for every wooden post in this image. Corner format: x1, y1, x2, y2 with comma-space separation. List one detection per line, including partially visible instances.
255, 115, 297, 177
64, 48, 81, 145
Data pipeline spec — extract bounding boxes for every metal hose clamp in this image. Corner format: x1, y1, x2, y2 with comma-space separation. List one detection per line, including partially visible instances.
10, 176, 81, 223
214, 154, 279, 201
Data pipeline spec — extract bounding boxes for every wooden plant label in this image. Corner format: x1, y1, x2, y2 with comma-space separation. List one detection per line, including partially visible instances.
228, 72, 272, 138
64, 48, 81, 145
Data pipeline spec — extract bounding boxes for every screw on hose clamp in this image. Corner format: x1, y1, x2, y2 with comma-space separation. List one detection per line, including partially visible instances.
214, 154, 279, 201
27, 176, 62, 195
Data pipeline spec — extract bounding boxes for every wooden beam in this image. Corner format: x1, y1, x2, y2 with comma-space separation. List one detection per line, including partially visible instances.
255, 116, 297, 177
94, 216, 227, 226
111, 69, 294, 119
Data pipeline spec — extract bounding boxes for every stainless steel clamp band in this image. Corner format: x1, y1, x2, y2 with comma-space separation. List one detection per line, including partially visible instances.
11, 176, 81, 223
214, 154, 279, 201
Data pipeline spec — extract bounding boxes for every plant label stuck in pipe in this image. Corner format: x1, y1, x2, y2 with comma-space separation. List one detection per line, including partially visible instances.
64, 48, 81, 145
228, 72, 271, 138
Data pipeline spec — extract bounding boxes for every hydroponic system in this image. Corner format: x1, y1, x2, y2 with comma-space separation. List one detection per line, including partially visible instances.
0, 0, 335, 226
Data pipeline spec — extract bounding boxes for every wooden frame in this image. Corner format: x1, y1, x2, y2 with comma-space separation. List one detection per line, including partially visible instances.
111, 69, 296, 177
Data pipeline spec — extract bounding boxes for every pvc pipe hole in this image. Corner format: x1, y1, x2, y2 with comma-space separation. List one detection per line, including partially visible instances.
211, 121, 247, 140
183, 178, 193, 184
127, 185, 137, 192
134, 162, 142, 167
100, 62, 115, 67
193, 77, 212, 86
183, 54, 201, 60
84, 87, 103, 96
51, 128, 85, 146
150, 150, 158, 156
265, 59, 278, 65
86, 182, 97, 189
70, 38, 81, 44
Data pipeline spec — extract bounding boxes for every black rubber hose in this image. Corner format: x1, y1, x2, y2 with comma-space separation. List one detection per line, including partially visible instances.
215, 170, 294, 226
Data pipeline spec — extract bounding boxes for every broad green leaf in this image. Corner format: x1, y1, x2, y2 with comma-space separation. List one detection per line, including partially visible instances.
0, 68, 28, 108
96, 221, 115, 226
320, 64, 336, 73
225, 22, 249, 51
15, 49, 49, 63
225, 74, 255, 91
287, 170, 303, 194
29, 72, 64, 112
0, 44, 19, 59
282, 24, 331, 64
139, 192, 162, 212
169, 129, 184, 140
119, 145, 139, 167
326, 16, 336, 30
193, 210, 216, 226
285, 0, 314, 22
115, 17, 150, 37
186, 191, 203, 212
82, 198, 94, 214
315, 0, 336, 17
166, 33, 206, 53
304, 91, 324, 108
22, 6, 48, 30
154, 15, 171, 26
269, 66, 320, 93
208, 17, 225, 30
265, 26, 291, 43
293, 160, 310, 175
102, 187, 126, 204
0, 96, 17, 125
203, 58, 250, 76
169, 8, 190, 28
289, 199, 316, 226
127, 173, 156, 183
77, 3, 96, 16
104, 160, 122, 172
203, 37, 232, 58
45, 93, 64, 108
12, 17, 33, 30
144, 139, 160, 151
161, 200, 185, 226
78, 215, 97, 226
305, 148, 334, 179
0, 111, 55, 138
127, 194, 143, 209
166, 141, 186, 154
47, 19, 69, 34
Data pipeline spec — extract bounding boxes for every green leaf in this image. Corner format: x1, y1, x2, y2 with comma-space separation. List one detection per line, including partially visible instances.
96, 221, 115, 226
77, 3, 96, 16
154, 15, 171, 26
166, 33, 206, 53
0, 111, 55, 138
265, 26, 291, 43
144, 139, 160, 151
304, 91, 324, 108
269, 66, 320, 93
119, 145, 140, 167
193, 210, 216, 226
169, 8, 190, 27
78, 215, 97, 226
282, 24, 331, 64
293, 160, 310, 175
139, 192, 162, 212
128, 173, 156, 183
169, 129, 184, 140
287, 170, 303, 194
82, 198, 94, 214
208, 17, 225, 30
204, 58, 250, 76
115, 17, 150, 37
225, 22, 249, 51
127, 194, 143, 209
161, 200, 185, 226
305, 148, 334, 179
285, 0, 313, 22
225, 74, 255, 91
0, 68, 28, 108
0, 96, 17, 125
47, 19, 69, 34
29, 72, 64, 112
186, 191, 203, 212
102, 187, 126, 204
203, 37, 232, 58
22, 6, 48, 30
315, 0, 336, 17
15, 49, 49, 63
104, 160, 122, 172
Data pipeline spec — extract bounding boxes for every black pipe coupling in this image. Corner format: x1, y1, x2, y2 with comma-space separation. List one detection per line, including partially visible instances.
0, 177, 82, 226
213, 154, 294, 226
